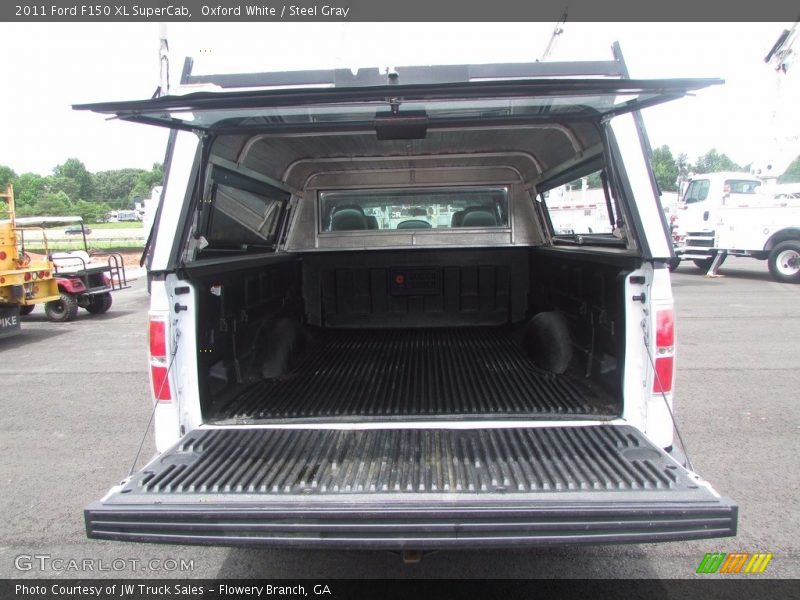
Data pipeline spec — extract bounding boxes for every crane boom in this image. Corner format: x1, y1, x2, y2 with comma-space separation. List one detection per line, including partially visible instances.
751, 20, 799, 182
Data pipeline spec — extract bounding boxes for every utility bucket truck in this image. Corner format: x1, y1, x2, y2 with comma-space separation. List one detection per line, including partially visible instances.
672, 22, 800, 281
674, 179, 800, 281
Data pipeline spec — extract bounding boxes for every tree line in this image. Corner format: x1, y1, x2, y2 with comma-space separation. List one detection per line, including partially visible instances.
649, 147, 800, 193
579, 148, 799, 192
1, 150, 798, 221
0, 158, 163, 223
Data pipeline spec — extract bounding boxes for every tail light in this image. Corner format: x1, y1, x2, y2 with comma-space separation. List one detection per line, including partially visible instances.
148, 317, 171, 401
653, 309, 675, 393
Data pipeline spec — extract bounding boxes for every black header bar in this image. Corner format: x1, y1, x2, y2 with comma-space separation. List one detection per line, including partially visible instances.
3, 0, 800, 22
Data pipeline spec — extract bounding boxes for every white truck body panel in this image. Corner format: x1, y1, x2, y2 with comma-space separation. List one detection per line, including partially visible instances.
715, 201, 800, 252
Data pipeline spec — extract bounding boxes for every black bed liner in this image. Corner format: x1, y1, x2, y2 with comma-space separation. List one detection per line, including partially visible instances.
211, 327, 615, 423
86, 425, 737, 547
135, 426, 680, 496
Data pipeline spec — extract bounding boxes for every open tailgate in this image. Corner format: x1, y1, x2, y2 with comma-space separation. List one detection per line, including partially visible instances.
87, 424, 736, 548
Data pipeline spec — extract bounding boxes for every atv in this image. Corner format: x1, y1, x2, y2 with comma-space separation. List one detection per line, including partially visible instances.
43, 250, 129, 321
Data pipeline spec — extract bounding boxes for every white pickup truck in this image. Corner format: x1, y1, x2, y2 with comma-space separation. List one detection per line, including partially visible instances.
75, 48, 737, 549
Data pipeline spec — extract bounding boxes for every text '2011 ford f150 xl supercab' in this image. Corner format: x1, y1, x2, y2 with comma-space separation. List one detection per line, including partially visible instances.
75, 45, 737, 549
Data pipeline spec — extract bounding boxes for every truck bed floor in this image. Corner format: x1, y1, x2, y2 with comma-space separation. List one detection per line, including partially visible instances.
211, 327, 615, 422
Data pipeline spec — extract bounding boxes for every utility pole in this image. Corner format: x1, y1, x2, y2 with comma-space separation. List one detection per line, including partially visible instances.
540, 11, 567, 61
157, 24, 170, 98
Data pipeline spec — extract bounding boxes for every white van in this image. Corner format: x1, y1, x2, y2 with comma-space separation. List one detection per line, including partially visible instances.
76, 51, 737, 548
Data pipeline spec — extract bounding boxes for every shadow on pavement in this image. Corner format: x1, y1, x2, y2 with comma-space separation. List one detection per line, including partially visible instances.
672, 266, 776, 284
0, 327, 71, 348
21, 310, 136, 323
216, 545, 660, 579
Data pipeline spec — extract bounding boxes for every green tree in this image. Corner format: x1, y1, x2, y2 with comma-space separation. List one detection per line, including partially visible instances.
651, 145, 679, 192
94, 201, 112, 222
32, 191, 72, 216
45, 176, 80, 201
567, 172, 602, 190
676, 153, 690, 179
13, 173, 47, 208
778, 155, 800, 183
130, 162, 164, 203
692, 149, 744, 174
53, 158, 93, 200
585, 172, 602, 189
72, 199, 106, 223
14, 202, 36, 217
0, 165, 17, 189
92, 168, 147, 208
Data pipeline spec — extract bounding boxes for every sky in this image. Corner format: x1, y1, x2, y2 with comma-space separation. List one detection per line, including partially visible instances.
0, 21, 796, 176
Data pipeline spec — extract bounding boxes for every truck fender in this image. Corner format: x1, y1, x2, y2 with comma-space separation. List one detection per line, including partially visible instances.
764, 228, 800, 253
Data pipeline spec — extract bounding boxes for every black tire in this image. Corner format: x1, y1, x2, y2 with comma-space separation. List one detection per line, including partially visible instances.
692, 253, 726, 272
18, 304, 35, 316
692, 258, 713, 270
667, 257, 681, 272
85, 293, 113, 314
522, 311, 573, 374
768, 241, 800, 283
45, 292, 79, 322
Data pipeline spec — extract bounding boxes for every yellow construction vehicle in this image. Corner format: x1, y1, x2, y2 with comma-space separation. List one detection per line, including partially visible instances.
0, 184, 60, 338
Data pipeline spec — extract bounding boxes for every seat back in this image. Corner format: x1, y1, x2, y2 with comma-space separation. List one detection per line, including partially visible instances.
461, 209, 498, 227
450, 211, 466, 227
51, 250, 92, 272
331, 208, 368, 231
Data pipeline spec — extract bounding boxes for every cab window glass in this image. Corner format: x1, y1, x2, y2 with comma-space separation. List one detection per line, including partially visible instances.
319, 187, 508, 232
684, 179, 710, 204
725, 180, 761, 194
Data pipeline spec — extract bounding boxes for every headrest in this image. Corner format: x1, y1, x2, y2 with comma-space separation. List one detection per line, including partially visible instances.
461, 210, 498, 227
396, 219, 432, 229
331, 209, 368, 231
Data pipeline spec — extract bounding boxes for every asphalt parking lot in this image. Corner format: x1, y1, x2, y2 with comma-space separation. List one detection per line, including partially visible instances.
1, 258, 798, 579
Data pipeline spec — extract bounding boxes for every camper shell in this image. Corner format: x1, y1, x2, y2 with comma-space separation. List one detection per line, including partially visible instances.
75, 46, 737, 548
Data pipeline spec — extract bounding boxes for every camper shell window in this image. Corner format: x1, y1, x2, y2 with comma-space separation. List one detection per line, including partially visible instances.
539, 169, 616, 236
202, 166, 290, 252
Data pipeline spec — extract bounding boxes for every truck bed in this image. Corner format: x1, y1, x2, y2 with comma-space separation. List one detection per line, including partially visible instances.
208, 327, 616, 423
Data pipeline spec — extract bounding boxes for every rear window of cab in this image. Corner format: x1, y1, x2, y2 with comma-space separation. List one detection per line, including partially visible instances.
319, 187, 509, 232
